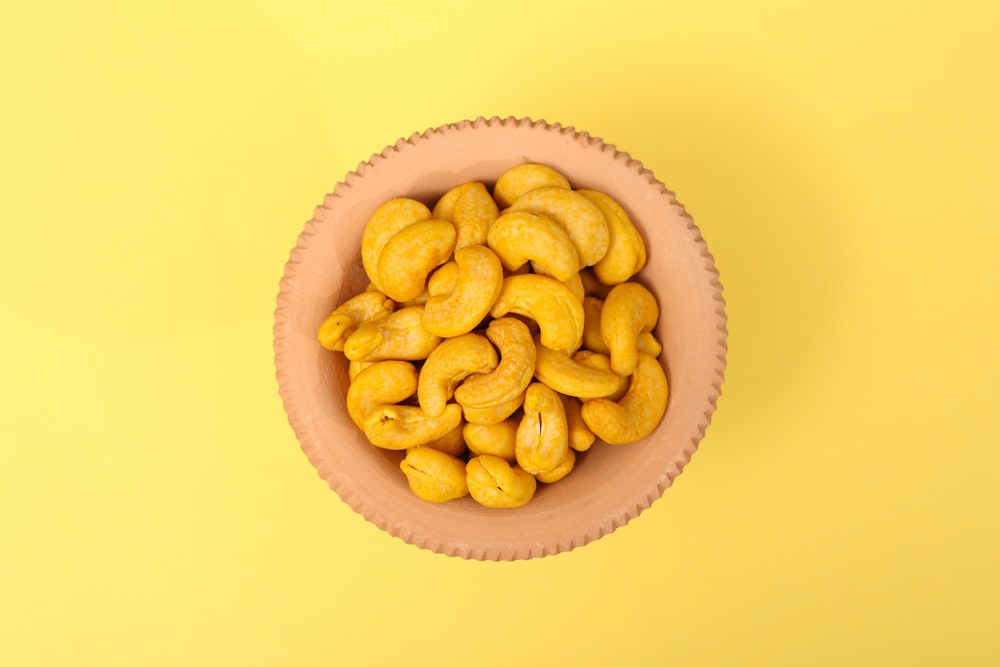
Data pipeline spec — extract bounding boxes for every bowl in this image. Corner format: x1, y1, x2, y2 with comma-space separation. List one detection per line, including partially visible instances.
274, 116, 727, 560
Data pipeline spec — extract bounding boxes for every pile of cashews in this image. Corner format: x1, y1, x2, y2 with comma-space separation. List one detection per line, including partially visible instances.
318, 163, 668, 508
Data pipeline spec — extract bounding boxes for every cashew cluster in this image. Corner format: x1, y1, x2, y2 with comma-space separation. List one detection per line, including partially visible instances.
318, 163, 669, 508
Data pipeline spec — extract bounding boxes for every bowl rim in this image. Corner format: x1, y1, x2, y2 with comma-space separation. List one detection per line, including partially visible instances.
274, 116, 728, 560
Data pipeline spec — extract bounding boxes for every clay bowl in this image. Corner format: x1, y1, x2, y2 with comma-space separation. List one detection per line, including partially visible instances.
274, 116, 727, 560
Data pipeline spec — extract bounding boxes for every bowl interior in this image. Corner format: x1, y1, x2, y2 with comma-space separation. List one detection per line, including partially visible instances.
274, 118, 725, 560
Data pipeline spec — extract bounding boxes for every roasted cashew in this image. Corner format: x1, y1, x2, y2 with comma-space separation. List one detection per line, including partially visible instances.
577, 190, 647, 285
422, 245, 503, 338
452, 182, 498, 249
493, 163, 570, 208
463, 419, 518, 461
508, 186, 609, 268
533, 335, 625, 399
516, 382, 570, 476
362, 403, 463, 450
573, 350, 629, 401
376, 219, 456, 303
535, 448, 576, 484
486, 211, 579, 283
461, 390, 525, 425
431, 181, 474, 221
399, 447, 469, 502
600, 282, 659, 377
583, 296, 661, 358
466, 455, 537, 508
581, 353, 668, 445
361, 198, 431, 291
343, 306, 442, 362
561, 394, 596, 452
427, 261, 459, 297
317, 291, 395, 351
453, 317, 535, 411
489, 274, 584, 353
345, 360, 418, 429
417, 333, 498, 417
347, 359, 375, 382
421, 423, 467, 457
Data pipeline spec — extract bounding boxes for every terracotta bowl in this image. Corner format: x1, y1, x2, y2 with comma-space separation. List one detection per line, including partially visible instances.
274, 117, 727, 560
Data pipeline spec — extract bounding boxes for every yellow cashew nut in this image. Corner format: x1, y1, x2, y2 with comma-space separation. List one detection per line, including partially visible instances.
561, 394, 596, 452
535, 448, 576, 484
573, 350, 630, 401
583, 296, 661, 358
508, 186, 610, 268
399, 447, 469, 502
362, 403, 463, 450
453, 317, 536, 410
427, 261, 459, 297
318, 290, 395, 351
533, 336, 626, 399
581, 353, 668, 445
417, 333, 498, 417
601, 282, 659, 377
452, 182, 498, 249
345, 360, 419, 429
516, 382, 570, 476
361, 198, 431, 291
466, 455, 537, 508
461, 390, 526, 425
422, 245, 504, 338
376, 219, 457, 303
577, 190, 647, 285
421, 424, 467, 458
493, 163, 570, 208
489, 274, 584, 353
343, 306, 442, 362
486, 211, 580, 283
463, 419, 518, 461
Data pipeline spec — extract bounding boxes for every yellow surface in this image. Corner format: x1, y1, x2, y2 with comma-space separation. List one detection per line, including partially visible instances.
2, 1, 998, 664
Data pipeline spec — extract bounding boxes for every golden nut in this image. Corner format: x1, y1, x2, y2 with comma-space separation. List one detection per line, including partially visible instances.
600, 282, 659, 377
422, 245, 504, 338
376, 219, 457, 303
345, 360, 419, 429
400, 447, 469, 502
362, 403, 463, 450
463, 419, 518, 461
533, 335, 625, 399
577, 190, 647, 285
361, 198, 431, 291
508, 186, 609, 268
493, 163, 570, 208
515, 382, 570, 476
417, 332, 498, 417
489, 274, 584, 353
343, 306, 442, 362
535, 448, 576, 484
453, 317, 536, 412
317, 290, 395, 352
487, 211, 580, 283
466, 455, 537, 508
581, 353, 668, 445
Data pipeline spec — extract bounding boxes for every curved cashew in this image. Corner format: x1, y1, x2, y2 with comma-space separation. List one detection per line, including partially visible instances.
348, 359, 375, 382
577, 190, 647, 285
345, 360, 418, 429
561, 394, 596, 452
507, 186, 609, 268
343, 306, 442, 362
486, 211, 579, 282
533, 335, 625, 399
427, 261, 459, 297
399, 447, 469, 502
466, 455, 537, 508
318, 291, 395, 351
361, 198, 431, 291
422, 245, 504, 338
489, 274, 584, 353
516, 382, 570, 476
376, 219, 456, 303
493, 163, 570, 208
452, 182, 498, 249
453, 317, 536, 410
574, 350, 629, 401
421, 424, 467, 458
601, 282, 659, 376
463, 419, 518, 461
417, 333, 498, 417
536, 448, 576, 484
583, 296, 661, 358
461, 390, 525, 425
581, 353, 668, 445
362, 403, 463, 450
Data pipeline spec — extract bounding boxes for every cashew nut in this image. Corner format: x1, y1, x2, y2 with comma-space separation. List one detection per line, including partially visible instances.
421, 245, 503, 338
417, 332, 498, 417
453, 317, 535, 411
318, 290, 395, 351
421, 423, 468, 458
345, 360, 418, 429
489, 274, 584, 353
347, 359, 375, 382
579, 267, 612, 299
577, 190, 647, 285
452, 182, 498, 249
533, 335, 625, 399
466, 455, 537, 508
535, 448, 576, 484
573, 350, 629, 401
580, 353, 668, 445
399, 447, 469, 502
486, 211, 579, 282
461, 390, 526, 425
376, 219, 456, 303
561, 394, 596, 452
516, 382, 570, 476
362, 403, 463, 450
361, 198, 431, 291
463, 418, 518, 461
507, 186, 609, 268
600, 282, 659, 377
427, 261, 459, 297
343, 305, 442, 362
493, 163, 570, 208
583, 296, 661, 358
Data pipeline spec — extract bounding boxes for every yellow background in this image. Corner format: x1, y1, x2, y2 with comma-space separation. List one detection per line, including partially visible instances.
2, 0, 998, 665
